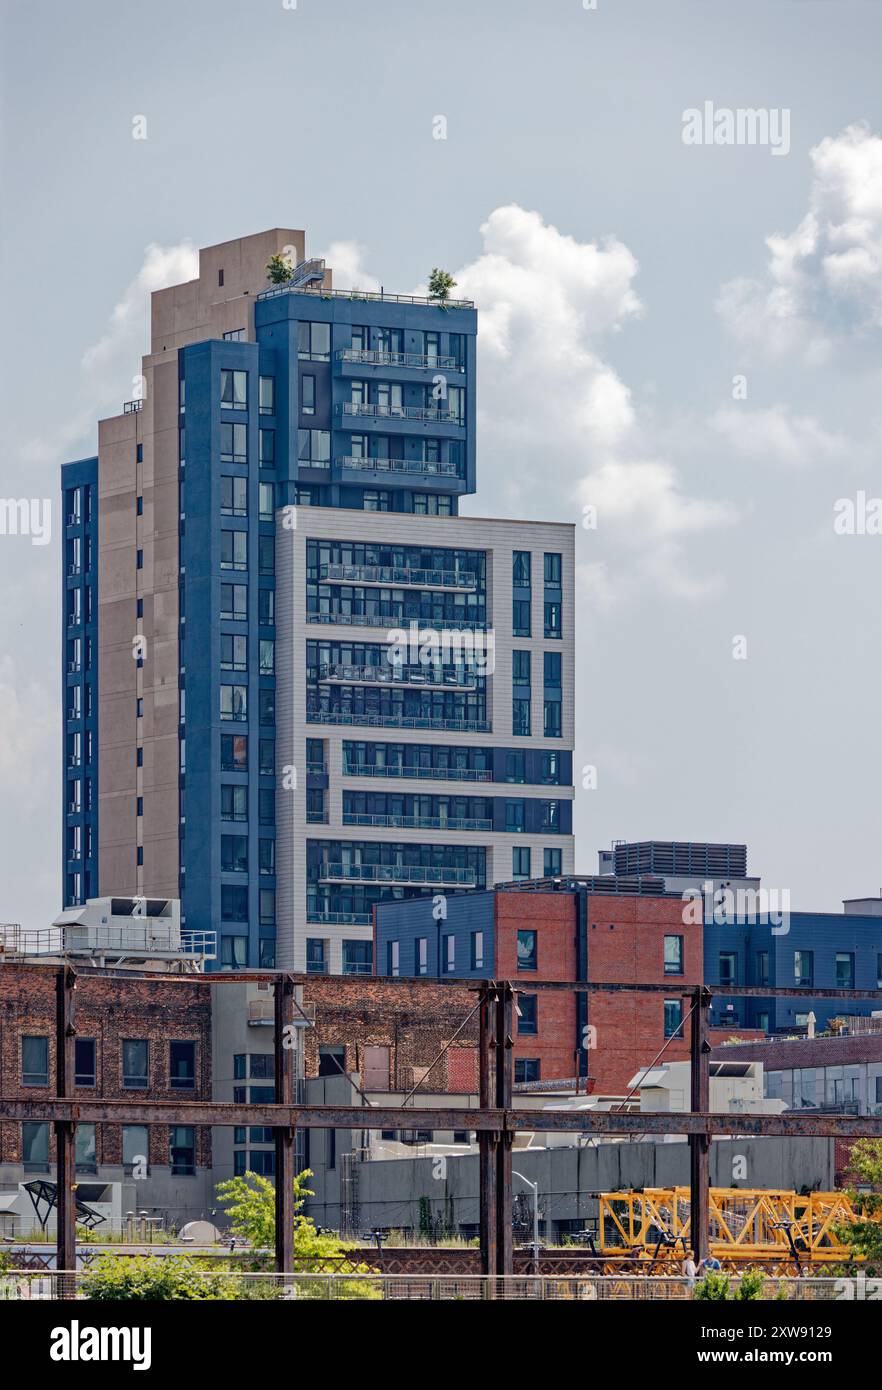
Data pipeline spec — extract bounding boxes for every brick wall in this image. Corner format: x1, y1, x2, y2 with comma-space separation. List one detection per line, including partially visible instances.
0, 964, 212, 1168
301, 976, 478, 1092
495, 893, 577, 1080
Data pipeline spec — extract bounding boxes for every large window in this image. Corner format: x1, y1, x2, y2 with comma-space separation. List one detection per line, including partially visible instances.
170, 1126, 196, 1176
123, 1125, 149, 1174
122, 1039, 149, 1089
22, 1036, 49, 1086
515, 1059, 540, 1084
22, 1122, 49, 1172
220, 424, 247, 466
518, 994, 538, 1035
75, 1038, 96, 1087
220, 369, 247, 410
306, 939, 327, 974
298, 428, 331, 465
719, 952, 737, 987
794, 950, 814, 988
170, 1041, 196, 1089
221, 835, 248, 873
75, 1124, 97, 1173
259, 376, 275, 415
221, 529, 247, 571
342, 940, 372, 976
220, 685, 247, 722
664, 935, 683, 976
835, 952, 855, 989
297, 321, 331, 362
663, 999, 683, 1038
221, 584, 247, 621
513, 846, 531, 880
517, 930, 537, 971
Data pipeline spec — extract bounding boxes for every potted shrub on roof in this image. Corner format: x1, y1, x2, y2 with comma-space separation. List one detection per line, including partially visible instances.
428, 268, 457, 307
266, 253, 295, 286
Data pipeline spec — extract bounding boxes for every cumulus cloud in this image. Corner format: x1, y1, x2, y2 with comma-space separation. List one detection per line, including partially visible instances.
717, 123, 882, 363
321, 239, 382, 294
710, 405, 849, 467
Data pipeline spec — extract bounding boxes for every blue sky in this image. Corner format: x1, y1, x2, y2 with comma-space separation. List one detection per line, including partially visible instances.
2, 0, 882, 922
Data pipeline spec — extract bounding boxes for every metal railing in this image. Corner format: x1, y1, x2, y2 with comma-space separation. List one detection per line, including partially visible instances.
306, 911, 372, 926
336, 348, 462, 370
0, 1270, 855, 1302
340, 402, 464, 425
256, 285, 474, 309
342, 813, 492, 832
343, 762, 493, 782
308, 611, 488, 631
0, 925, 216, 960
307, 711, 491, 733
122, 399, 143, 414
317, 863, 478, 886
317, 663, 478, 688
318, 562, 477, 590
335, 455, 461, 477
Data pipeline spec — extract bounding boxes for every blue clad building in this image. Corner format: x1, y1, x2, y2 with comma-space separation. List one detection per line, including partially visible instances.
62, 229, 576, 970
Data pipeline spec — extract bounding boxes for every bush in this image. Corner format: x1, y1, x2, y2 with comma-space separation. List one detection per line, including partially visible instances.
79, 1254, 234, 1301
733, 1268, 766, 1300
693, 1271, 731, 1300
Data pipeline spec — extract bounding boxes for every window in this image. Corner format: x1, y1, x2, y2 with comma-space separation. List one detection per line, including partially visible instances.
513, 698, 531, 736
22, 1036, 49, 1086
543, 848, 561, 877
416, 937, 428, 976
220, 369, 247, 410
794, 950, 814, 988
75, 1038, 96, 1087
471, 931, 484, 970
719, 952, 737, 987
222, 835, 248, 873
259, 428, 275, 468
123, 1125, 149, 1173
343, 940, 372, 976
76, 1124, 97, 1173
306, 939, 328, 974
518, 995, 538, 1035
512, 600, 531, 637
223, 328, 245, 342
756, 950, 770, 986
259, 889, 275, 926
221, 886, 248, 921
136, 549, 143, 570
220, 423, 247, 465
259, 638, 275, 674
444, 935, 456, 973
515, 1059, 541, 1084
298, 428, 331, 465
513, 846, 531, 879
664, 936, 683, 976
259, 839, 275, 876
259, 689, 275, 727
513, 650, 531, 682
504, 751, 525, 783
259, 376, 275, 415
122, 1039, 149, 1089
220, 634, 247, 672
318, 1045, 346, 1077
513, 551, 531, 586
544, 651, 561, 685
259, 483, 274, 521
170, 1041, 196, 1089
220, 684, 247, 721
543, 700, 562, 738
221, 475, 247, 516
259, 739, 275, 776
517, 930, 537, 971
298, 321, 331, 362
506, 800, 525, 833
259, 535, 274, 575
170, 1126, 196, 1176
258, 589, 275, 626
301, 375, 316, 415
544, 553, 562, 585
836, 952, 855, 988
221, 935, 248, 969
387, 940, 400, 977
221, 583, 247, 621
22, 1122, 49, 1172
221, 529, 247, 571
221, 734, 248, 771
544, 601, 562, 639
221, 785, 248, 822
664, 999, 684, 1038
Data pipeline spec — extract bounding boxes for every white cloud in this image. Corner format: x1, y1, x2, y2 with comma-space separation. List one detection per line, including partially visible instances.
0, 655, 54, 809
717, 123, 882, 363
321, 239, 382, 294
710, 405, 849, 467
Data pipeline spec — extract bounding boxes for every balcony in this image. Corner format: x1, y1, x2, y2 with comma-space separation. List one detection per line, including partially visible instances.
123, 399, 143, 414
317, 863, 477, 887
308, 610, 489, 632
317, 663, 478, 689
335, 455, 461, 478
306, 910, 372, 926
342, 813, 492, 832
336, 348, 463, 371
257, 284, 474, 309
307, 711, 491, 733
318, 562, 477, 592
340, 402, 463, 426
343, 762, 493, 782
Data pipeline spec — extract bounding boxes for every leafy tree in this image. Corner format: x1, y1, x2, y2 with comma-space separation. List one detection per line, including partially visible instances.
733, 1268, 766, 1300
80, 1254, 232, 1301
693, 1270, 731, 1300
266, 253, 295, 285
834, 1139, 882, 1266
427, 268, 456, 304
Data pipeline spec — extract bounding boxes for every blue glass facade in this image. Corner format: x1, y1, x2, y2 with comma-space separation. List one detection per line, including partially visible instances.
61, 457, 99, 906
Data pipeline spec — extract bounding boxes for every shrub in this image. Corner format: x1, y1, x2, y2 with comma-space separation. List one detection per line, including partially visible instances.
79, 1254, 233, 1301
693, 1271, 731, 1300
733, 1268, 766, 1300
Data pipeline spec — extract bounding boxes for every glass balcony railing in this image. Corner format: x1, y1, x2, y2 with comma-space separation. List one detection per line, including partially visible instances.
343, 762, 493, 782
317, 663, 478, 689
341, 813, 492, 832
306, 910, 372, 926
307, 711, 491, 733
336, 348, 463, 371
307, 610, 489, 631
340, 402, 464, 425
318, 562, 477, 591
335, 456, 461, 477
317, 863, 478, 886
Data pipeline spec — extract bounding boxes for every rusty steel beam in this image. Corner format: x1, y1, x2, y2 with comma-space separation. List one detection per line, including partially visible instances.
4, 1099, 882, 1137
496, 983, 515, 1277
478, 985, 497, 1278
274, 975, 296, 1275
55, 966, 77, 1289
689, 985, 712, 1265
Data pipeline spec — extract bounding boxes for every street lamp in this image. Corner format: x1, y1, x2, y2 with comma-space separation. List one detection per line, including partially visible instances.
513, 1170, 540, 1268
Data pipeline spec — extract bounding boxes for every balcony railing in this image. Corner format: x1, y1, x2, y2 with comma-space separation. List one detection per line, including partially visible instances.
343, 762, 493, 782
336, 348, 462, 371
308, 611, 489, 631
335, 455, 461, 477
318, 862, 477, 887
123, 399, 144, 414
257, 284, 473, 309
306, 910, 372, 926
342, 813, 492, 832
317, 663, 478, 689
340, 403, 463, 425
306, 761, 328, 775
307, 711, 491, 733
318, 562, 477, 591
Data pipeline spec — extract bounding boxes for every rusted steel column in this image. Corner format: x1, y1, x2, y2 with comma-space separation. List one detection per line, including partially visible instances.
689, 985, 712, 1265
478, 984, 498, 1278
274, 974, 297, 1274
55, 965, 77, 1291
495, 982, 515, 1277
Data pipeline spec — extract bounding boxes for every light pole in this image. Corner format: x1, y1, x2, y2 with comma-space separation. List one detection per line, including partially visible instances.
513, 1170, 540, 1270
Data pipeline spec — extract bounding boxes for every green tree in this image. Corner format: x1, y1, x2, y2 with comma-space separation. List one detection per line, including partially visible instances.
266, 253, 295, 285
733, 1268, 766, 1300
427, 268, 456, 304
834, 1139, 882, 1266
80, 1254, 232, 1301
693, 1270, 731, 1300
